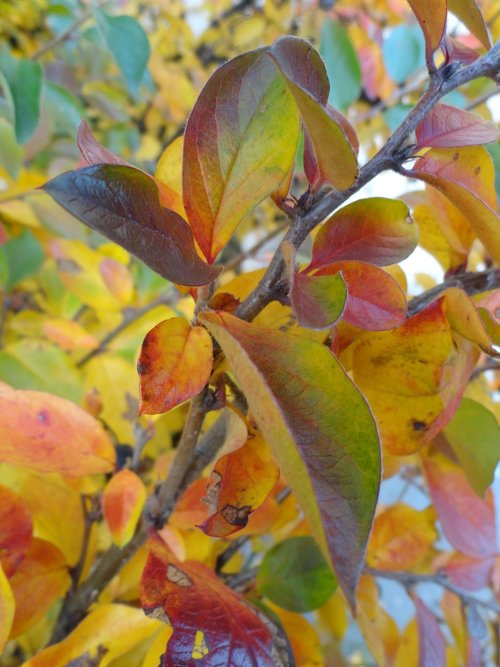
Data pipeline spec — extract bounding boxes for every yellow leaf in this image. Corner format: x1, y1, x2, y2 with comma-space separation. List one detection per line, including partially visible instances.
0, 564, 14, 652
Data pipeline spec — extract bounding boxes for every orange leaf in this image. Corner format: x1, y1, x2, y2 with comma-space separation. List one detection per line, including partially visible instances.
0, 485, 32, 577
102, 469, 147, 547
141, 537, 281, 665
411, 147, 500, 263
9, 538, 71, 639
406, 0, 447, 66
138, 318, 213, 415
447, 0, 492, 50
200, 430, 280, 537
0, 386, 115, 476
367, 504, 437, 571
357, 575, 399, 667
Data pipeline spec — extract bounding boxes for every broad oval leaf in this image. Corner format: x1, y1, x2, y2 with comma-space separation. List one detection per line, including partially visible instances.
0, 485, 32, 577
443, 398, 500, 497
257, 536, 337, 612
447, 0, 492, 50
200, 430, 280, 537
138, 318, 213, 415
416, 104, 499, 149
183, 49, 300, 263
43, 165, 219, 286
406, 0, 447, 66
313, 261, 407, 331
199, 310, 381, 608
411, 147, 500, 264
0, 385, 115, 476
267, 36, 358, 190
310, 198, 417, 269
421, 446, 497, 558
141, 538, 285, 666
102, 469, 147, 547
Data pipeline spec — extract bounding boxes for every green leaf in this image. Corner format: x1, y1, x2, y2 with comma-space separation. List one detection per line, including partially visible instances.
0, 230, 44, 290
0, 50, 42, 143
0, 118, 23, 179
444, 398, 500, 497
257, 536, 337, 612
320, 19, 361, 110
382, 25, 425, 84
44, 82, 85, 136
94, 10, 150, 95
0, 339, 83, 403
199, 311, 381, 609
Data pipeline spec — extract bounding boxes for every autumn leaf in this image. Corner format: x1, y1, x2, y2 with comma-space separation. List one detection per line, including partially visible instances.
312, 261, 407, 331
415, 104, 499, 149
447, 0, 492, 50
406, 0, 447, 67
138, 318, 213, 415
442, 552, 495, 591
44, 165, 220, 286
352, 299, 479, 455
0, 385, 115, 476
141, 537, 285, 665
422, 445, 497, 558
309, 198, 417, 269
183, 48, 300, 263
0, 485, 32, 577
200, 430, 280, 537
8, 538, 71, 639
199, 310, 381, 608
102, 469, 147, 547
411, 146, 500, 264
267, 36, 358, 190
357, 576, 399, 667
413, 594, 447, 667
0, 565, 14, 653
367, 505, 437, 571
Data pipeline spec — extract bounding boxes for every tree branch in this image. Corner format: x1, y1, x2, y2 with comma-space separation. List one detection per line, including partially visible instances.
365, 566, 500, 616
235, 44, 500, 322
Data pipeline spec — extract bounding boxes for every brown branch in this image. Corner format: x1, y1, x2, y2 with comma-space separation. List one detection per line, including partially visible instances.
365, 566, 500, 616
77, 289, 178, 367
235, 44, 500, 322
222, 220, 289, 274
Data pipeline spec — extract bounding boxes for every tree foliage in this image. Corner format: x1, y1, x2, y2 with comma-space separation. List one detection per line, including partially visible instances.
0, 0, 499, 665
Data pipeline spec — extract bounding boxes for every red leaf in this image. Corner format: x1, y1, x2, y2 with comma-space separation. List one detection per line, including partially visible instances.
0, 485, 32, 577
442, 36, 480, 65
77, 120, 128, 167
313, 261, 407, 330
442, 553, 495, 591
141, 538, 284, 666
413, 595, 446, 667
310, 197, 417, 269
43, 165, 219, 286
422, 446, 497, 558
416, 104, 499, 149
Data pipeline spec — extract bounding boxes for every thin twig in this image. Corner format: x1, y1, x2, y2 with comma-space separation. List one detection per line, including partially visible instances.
223, 221, 289, 274
365, 567, 500, 616
77, 289, 178, 367
470, 359, 500, 381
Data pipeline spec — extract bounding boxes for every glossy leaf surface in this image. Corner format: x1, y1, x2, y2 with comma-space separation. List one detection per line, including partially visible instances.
44, 165, 219, 286
0, 385, 115, 476
138, 318, 213, 415
310, 198, 417, 269
200, 311, 381, 608
411, 147, 500, 264
257, 536, 337, 612
0, 485, 32, 577
314, 261, 407, 330
103, 469, 147, 547
416, 104, 499, 149
422, 446, 497, 558
141, 538, 280, 666
268, 36, 358, 190
200, 430, 280, 537
183, 49, 300, 262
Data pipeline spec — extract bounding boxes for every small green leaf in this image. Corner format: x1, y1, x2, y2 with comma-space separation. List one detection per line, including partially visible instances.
382, 25, 425, 84
0, 50, 42, 143
320, 19, 361, 110
44, 82, 85, 135
444, 398, 500, 497
257, 536, 337, 612
94, 10, 150, 95
0, 230, 44, 290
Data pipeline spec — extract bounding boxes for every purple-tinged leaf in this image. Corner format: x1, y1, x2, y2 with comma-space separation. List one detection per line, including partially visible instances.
413, 595, 446, 667
43, 165, 219, 286
416, 104, 499, 149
